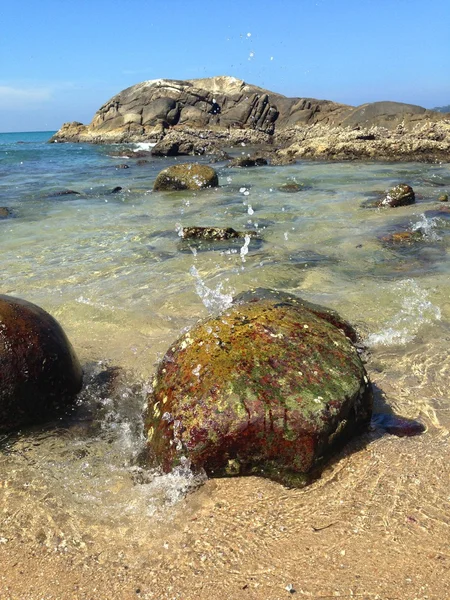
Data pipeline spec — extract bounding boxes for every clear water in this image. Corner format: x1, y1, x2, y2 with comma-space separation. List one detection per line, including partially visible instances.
1, 132, 450, 555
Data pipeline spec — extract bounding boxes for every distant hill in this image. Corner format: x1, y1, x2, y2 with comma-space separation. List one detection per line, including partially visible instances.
432, 105, 450, 113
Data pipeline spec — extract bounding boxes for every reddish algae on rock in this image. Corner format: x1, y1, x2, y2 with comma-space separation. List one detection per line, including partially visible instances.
145, 289, 372, 486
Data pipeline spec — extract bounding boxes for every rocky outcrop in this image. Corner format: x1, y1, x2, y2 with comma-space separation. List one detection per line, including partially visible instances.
153, 163, 218, 191
143, 288, 373, 487
49, 76, 450, 162
47, 76, 350, 144
274, 120, 450, 163
0, 295, 83, 432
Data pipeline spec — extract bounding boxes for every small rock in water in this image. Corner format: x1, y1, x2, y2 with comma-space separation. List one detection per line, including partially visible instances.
179, 226, 256, 241
228, 155, 268, 167
361, 184, 415, 208
371, 413, 426, 437
438, 193, 448, 202
0, 207, 12, 219
278, 183, 308, 193
110, 186, 123, 194
115, 163, 130, 169
379, 183, 415, 208
47, 189, 81, 197
380, 230, 424, 246
153, 163, 219, 191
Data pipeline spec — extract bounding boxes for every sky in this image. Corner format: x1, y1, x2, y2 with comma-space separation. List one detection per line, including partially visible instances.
1, 0, 449, 132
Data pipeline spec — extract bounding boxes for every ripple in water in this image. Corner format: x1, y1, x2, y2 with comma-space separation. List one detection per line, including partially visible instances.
367, 279, 441, 346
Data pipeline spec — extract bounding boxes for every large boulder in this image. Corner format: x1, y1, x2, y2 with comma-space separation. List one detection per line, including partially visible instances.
144, 289, 373, 486
0, 295, 83, 432
153, 163, 219, 191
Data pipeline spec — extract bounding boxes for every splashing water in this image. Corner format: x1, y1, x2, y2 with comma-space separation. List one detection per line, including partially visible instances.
240, 234, 251, 262
367, 279, 441, 346
189, 266, 234, 313
411, 213, 441, 241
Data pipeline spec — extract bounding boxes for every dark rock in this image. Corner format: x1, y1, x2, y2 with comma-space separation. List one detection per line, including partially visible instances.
179, 227, 256, 241
228, 155, 268, 167
0, 207, 12, 219
110, 186, 123, 194
151, 131, 222, 157
378, 184, 415, 208
47, 190, 80, 197
144, 288, 372, 487
371, 413, 426, 437
136, 159, 150, 166
278, 183, 304, 193
0, 295, 83, 432
153, 163, 219, 191
115, 163, 130, 169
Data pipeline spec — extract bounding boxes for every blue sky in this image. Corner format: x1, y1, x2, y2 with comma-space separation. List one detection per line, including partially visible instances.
1, 0, 449, 132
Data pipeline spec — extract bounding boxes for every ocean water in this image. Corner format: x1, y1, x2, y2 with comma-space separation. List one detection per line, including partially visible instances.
1, 131, 450, 558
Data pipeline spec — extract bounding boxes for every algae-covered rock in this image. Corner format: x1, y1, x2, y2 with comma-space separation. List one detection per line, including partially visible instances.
153, 163, 219, 191
179, 226, 256, 241
379, 183, 415, 207
145, 288, 372, 487
0, 295, 83, 432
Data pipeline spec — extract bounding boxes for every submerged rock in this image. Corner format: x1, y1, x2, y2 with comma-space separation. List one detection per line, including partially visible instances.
144, 288, 372, 487
228, 155, 268, 167
278, 183, 307, 193
0, 295, 83, 432
380, 230, 425, 246
438, 193, 448, 202
0, 207, 12, 219
47, 189, 81, 198
179, 226, 256, 241
153, 163, 219, 191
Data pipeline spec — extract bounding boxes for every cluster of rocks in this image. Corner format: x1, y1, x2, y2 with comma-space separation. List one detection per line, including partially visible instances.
1, 284, 376, 486
49, 76, 450, 163
3, 154, 433, 486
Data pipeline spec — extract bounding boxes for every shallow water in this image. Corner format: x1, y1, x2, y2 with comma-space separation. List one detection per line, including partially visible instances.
1, 133, 450, 561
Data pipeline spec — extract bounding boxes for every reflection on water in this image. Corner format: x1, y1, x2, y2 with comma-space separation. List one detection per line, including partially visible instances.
1, 139, 450, 558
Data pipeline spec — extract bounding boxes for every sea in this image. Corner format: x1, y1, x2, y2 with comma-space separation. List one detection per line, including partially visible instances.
1, 130, 449, 563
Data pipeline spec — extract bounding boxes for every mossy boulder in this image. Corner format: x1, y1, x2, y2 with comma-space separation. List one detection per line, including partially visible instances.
145, 288, 373, 487
0, 295, 83, 432
153, 163, 219, 191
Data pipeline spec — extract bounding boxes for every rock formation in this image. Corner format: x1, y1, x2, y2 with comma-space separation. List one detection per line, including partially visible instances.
49, 76, 450, 162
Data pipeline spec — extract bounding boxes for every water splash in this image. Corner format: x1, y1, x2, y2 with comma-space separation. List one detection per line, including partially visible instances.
240, 234, 251, 262
367, 279, 441, 346
410, 213, 441, 241
189, 266, 234, 313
